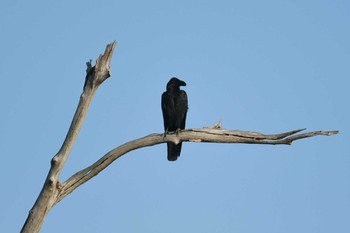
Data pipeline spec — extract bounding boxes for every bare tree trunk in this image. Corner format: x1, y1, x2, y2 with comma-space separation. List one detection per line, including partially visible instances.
20, 40, 338, 233
21, 41, 117, 233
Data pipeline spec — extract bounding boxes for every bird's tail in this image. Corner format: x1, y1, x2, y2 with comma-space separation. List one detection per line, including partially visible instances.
167, 142, 182, 161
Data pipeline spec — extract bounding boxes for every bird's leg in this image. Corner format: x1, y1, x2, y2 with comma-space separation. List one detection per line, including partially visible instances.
162, 129, 169, 140
175, 128, 182, 136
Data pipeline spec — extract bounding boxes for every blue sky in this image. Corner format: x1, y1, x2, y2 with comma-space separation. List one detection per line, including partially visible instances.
0, 0, 349, 232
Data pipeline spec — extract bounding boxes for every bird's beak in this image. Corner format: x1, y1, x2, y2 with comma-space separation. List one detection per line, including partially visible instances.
179, 80, 186, 86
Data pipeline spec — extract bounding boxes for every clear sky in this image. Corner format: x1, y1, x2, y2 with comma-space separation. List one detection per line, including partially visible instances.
0, 0, 349, 232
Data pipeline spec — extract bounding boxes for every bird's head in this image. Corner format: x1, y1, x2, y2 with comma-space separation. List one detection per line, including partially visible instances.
167, 77, 186, 90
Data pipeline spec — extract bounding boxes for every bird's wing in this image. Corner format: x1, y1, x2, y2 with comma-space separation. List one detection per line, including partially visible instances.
176, 90, 188, 130
161, 92, 175, 131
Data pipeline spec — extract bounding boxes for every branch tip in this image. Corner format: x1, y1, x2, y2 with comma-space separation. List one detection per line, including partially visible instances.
85, 59, 92, 73
327, 130, 339, 135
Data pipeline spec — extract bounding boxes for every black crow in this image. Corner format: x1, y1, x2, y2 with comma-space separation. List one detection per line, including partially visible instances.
161, 77, 188, 161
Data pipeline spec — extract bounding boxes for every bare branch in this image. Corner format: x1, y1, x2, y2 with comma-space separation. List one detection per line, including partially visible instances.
55, 128, 338, 204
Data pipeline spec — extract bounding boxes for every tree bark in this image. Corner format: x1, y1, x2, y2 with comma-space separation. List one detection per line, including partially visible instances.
21, 40, 338, 232
21, 41, 117, 233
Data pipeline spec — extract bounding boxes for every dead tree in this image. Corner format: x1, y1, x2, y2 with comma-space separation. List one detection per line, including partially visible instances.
20, 41, 338, 233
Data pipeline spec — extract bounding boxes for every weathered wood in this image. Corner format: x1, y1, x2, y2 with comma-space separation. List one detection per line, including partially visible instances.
55, 128, 338, 204
21, 41, 117, 233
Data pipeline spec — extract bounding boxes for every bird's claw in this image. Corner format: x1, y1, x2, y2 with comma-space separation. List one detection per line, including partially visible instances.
163, 129, 181, 139
175, 128, 181, 136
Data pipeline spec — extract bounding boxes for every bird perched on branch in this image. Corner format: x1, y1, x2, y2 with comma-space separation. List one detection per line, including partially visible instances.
161, 77, 188, 161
